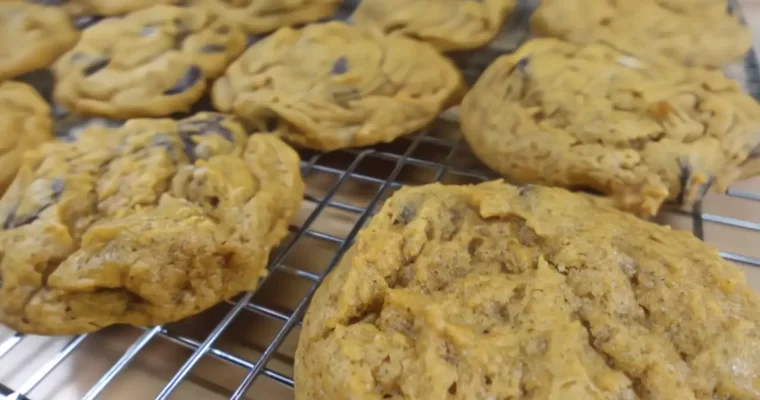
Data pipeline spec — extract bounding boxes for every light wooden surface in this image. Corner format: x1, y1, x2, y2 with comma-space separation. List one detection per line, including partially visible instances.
1, 3, 760, 399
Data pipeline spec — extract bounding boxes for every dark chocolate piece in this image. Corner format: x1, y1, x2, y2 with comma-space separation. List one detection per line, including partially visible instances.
331, 56, 349, 75
163, 65, 202, 95
83, 57, 110, 76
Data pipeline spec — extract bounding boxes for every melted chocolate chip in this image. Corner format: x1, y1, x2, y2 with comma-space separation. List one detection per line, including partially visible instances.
215, 25, 230, 35
177, 115, 234, 161
83, 57, 110, 76
163, 65, 202, 95
515, 57, 530, 73
331, 57, 349, 75
246, 34, 265, 47
73, 15, 101, 30
676, 159, 690, 205
3, 179, 64, 229
200, 44, 226, 53
393, 206, 416, 225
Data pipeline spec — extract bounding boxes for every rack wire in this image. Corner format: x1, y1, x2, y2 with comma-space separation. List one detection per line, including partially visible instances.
2, 0, 760, 398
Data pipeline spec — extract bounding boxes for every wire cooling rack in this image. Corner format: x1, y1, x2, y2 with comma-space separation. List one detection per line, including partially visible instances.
2, 1, 760, 399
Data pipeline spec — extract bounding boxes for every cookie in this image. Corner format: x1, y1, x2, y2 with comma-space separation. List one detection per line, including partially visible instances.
296, 180, 760, 400
64, 0, 181, 16
212, 21, 464, 151
530, 0, 751, 68
0, 82, 53, 196
189, 0, 341, 34
0, 1, 79, 81
0, 112, 304, 335
53, 5, 246, 119
351, 0, 517, 51
460, 38, 760, 216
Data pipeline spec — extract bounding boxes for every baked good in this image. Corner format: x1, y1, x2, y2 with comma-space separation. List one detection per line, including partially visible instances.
212, 21, 464, 151
0, 82, 53, 196
296, 180, 760, 400
350, 0, 516, 52
64, 0, 181, 16
189, 0, 341, 34
530, 0, 751, 68
0, 1, 79, 81
460, 38, 760, 216
54, 5, 246, 119
0, 112, 304, 335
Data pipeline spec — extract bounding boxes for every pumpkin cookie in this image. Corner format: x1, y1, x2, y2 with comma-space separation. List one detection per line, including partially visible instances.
530, 0, 751, 68
54, 5, 246, 119
212, 21, 464, 151
0, 82, 53, 196
296, 180, 760, 400
0, 112, 304, 335
460, 38, 760, 216
189, 0, 341, 34
0, 1, 79, 81
351, 0, 517, 51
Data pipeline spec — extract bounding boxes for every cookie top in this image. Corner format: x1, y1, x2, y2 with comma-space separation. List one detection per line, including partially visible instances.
212, 21, 464, 151
53, 5, 246, 119
530, 0, 751, 68
351, 0, 517, 51
296, 181, 760, 400
460, 38, 760, 216
0, 1, 79, 81
0, 112, 304, 335
189, 0, 341, 34
0, 82, 53, 196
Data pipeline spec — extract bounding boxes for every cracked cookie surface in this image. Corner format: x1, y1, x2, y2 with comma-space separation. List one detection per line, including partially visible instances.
0, 82, 53, 196
0, 1, 79, 81
530, 0, 751, 68
212, 21, 464, 151
54, 5, 246, 119
0, 112, 304, 335
296, 180, 760, 400
460, 38, 760, 216
351, 0, 517, 51
189, 0, 341, 34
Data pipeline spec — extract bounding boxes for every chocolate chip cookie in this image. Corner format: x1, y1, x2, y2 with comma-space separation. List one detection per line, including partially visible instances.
351, 0, 517, 51
0, 112, 304, 335
189, 0, 341, 34
0, 82, 53, 196
530, 0, 751, 68
54, 5, 246, 119
0, 1, 79, 81
460, 38, 760, 216
296, 180, 760, 400
212, 21, 464, 151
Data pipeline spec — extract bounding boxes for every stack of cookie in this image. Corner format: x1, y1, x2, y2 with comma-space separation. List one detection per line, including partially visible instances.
0, 0, 758, 399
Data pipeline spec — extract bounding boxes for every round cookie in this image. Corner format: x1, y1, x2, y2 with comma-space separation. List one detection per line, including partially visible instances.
530, 0, 751, 68
0, 82, 53, 196
189, 0, 341, 34
212, 21, 465, 151
0, 1, 79, 81
351, 0, 517, 52
53, 5, 246, 119
0, 112, 304, 335
460, 38, 760, 216
296, 180, 760, 400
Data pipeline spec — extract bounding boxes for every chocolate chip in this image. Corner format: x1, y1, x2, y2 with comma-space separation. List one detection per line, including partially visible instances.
163, 65, 202, 95
515, 57, 530, 73
215, 25, 230, 34
51, 178, 64, 201
676, 159, 690, 205
3, 178, 62, 229
331, 56, 349, 75
83, 57, 110, 76
73, 15, 101, 30
29, 0, 67, 5
200, 44, 226, 53
178, 115, 234, 161
393, 206, 416, 225
246, 34, 265, 47
517, 184, 534, 196
746, 142, 760, 161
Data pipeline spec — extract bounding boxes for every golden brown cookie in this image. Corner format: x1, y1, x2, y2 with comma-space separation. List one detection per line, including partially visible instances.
530, 0, 751, 68
212, 21, 465, 151
296, 180, 760, 400
0, 112, 304, 335
0, 82, 53, 196
351, 0, 517, 51
0, 1, 79, 81
189, 0, 341, 34
460, 38, 760, 216
54, 5, 246, 119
